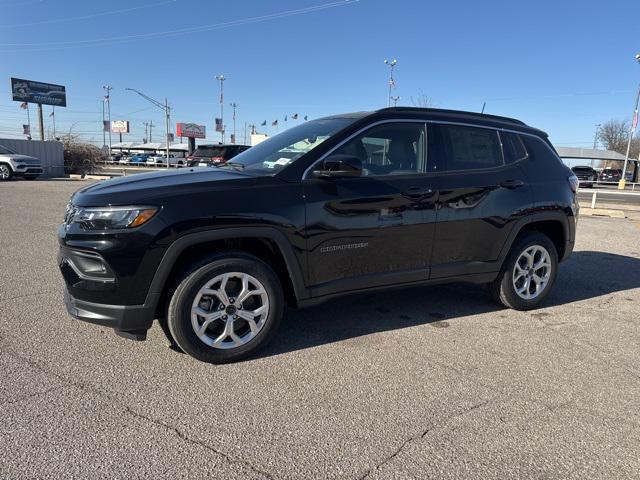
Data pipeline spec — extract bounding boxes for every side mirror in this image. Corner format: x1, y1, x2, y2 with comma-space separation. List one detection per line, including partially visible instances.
313, 154, 362, 179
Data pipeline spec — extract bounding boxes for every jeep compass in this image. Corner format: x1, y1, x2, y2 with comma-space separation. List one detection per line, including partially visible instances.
58, 108, 579, 363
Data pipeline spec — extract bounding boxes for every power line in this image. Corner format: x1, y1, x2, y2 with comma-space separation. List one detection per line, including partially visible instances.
0, 0, 176, 28
0, 0, 361, 51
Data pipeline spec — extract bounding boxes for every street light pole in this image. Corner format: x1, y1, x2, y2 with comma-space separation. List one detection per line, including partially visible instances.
592, 123, 601, 168
384, 58, 397, 107
125, 87, 171, 168
620, 53, 640, 189
103, 85, 112, 156
230, 102, 238, 144
215, 74, 226, 143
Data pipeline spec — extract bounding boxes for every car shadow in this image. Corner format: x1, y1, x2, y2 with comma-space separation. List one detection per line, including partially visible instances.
255, 251, 640, 359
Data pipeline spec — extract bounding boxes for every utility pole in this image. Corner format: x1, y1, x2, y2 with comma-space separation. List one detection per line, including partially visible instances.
621, 53, 640, 189
148, 120, 154, 142
592, 124, 601, 168
51, 107, 56, 139
384, 58, 397, 107
102, 99, 106, 147
126, 88, 171, 168
103, 85, 113, 156
37, 103, 44, 141
230, 102, 238, 144
215, 74, 226, 143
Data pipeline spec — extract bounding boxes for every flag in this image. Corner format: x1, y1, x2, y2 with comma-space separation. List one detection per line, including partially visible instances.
261, 120, 266, 126
291, 113, 298, 120
104, 95, 109, 101
389, 78, 396, 88
103, 120, 110, 132
23, 124, 30, 135
272, 119, 278, 126
304, 115, 308, 121
284, 115, 287, 122
49, 110, 55, 117
215, 117, 223, 132
168, 133, 175, 142
633, 110, 638, 132
20, 102, 28, 109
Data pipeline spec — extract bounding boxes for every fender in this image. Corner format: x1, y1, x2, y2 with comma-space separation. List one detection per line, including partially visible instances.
496, 210, 572, 267
143, 227, 310, 311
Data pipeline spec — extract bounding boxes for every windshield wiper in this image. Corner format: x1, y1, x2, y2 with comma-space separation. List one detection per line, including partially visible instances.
220, 161, 245, 170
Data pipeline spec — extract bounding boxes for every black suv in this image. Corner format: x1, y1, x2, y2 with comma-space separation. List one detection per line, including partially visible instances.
59, 108, 579, 363
571, 165, 597, 188
186, 144, 250, 167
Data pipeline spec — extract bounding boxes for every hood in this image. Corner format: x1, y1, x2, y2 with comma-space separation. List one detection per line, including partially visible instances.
5, 154, 40, 165
73, 167, 258, 206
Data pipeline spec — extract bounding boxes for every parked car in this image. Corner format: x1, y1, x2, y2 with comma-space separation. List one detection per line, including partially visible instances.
186, 144, 250, 167
59, 107, 579, 364
108, 153, 122, 164
599, 168, 622, 183
571, 165, 597, 188
118, 155, 133, 164
146, 154, 186, 167
129, 153, 150, 165
0, 144, 43, 181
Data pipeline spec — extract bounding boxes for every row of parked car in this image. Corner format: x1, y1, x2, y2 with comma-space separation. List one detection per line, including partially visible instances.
108, 144, 252, 169
570, 165, 634, 187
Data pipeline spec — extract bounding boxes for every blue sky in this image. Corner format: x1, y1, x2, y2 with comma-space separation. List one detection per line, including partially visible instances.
0, 0, 639, 147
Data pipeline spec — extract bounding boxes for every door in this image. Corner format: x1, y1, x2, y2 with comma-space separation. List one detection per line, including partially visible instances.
302, 121, 438, 296
428, 124, 533, 278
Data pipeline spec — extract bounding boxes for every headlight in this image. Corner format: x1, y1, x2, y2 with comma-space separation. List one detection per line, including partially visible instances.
71, 206, 158, 230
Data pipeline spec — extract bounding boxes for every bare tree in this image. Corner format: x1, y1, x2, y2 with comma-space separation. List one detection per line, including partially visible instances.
597, 119, 629, 154
62, 134, 106, 175
410, 91, 433, 108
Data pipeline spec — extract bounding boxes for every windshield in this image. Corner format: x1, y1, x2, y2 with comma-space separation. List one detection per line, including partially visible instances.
0, 145, 18, 155
225, 117, 354, 173
194, 146, 225, 157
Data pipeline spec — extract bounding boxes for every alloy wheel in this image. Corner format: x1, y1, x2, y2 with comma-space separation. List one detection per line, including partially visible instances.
0, 165, 10, 180
191, 272, 269, 349
512, 245, 552, 300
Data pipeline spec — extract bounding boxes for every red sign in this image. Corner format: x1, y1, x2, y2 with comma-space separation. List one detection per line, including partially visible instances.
177, 122, 206, 139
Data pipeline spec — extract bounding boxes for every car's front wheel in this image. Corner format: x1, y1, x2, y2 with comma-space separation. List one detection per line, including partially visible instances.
0, 164, 13, 181
167, 253, 284, 363
489, 231, 558, 310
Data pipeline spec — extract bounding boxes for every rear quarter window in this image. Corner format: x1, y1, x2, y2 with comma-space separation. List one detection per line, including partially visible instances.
435, 124, 503, 171
501, 132, 528, 164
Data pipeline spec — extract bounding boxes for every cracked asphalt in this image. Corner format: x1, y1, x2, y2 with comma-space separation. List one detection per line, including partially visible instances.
1, 179, 639, 479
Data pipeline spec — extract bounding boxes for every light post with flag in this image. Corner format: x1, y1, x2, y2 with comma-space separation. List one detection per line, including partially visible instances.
620, 53, 640, 189
20, 102, 31, 139
215, 74, 226, 143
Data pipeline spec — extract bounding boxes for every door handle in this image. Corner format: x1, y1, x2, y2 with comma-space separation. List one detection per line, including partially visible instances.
500, 179, 525, 189
403, 186, 435, 197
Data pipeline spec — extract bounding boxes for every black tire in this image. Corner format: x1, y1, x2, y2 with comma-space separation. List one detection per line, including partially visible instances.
167, 252, 284, 364
0, 164, 13, 181
489, 231, 558, 310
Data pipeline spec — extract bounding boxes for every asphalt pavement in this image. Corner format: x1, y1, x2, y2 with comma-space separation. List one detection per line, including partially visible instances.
1, 179, 639, 479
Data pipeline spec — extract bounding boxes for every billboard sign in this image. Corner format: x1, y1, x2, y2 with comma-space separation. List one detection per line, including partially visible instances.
176, 122, 206, 139
10, 77, 67, 107
111, 120, 130, 133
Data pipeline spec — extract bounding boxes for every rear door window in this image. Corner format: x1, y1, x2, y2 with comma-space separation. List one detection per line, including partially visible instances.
433, 124, 503, 171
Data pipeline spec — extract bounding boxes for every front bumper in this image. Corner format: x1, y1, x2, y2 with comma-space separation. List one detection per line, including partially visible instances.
64, 288, 158, 340
14, 165, 43, 176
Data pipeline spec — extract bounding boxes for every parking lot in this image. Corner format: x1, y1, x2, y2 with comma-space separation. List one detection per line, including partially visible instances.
1, 179, 639, 479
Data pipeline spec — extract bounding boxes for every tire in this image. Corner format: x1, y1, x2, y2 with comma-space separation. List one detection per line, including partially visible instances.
167, 252, 284, 364
0, 164, 13, 181
489, 231, 558, 310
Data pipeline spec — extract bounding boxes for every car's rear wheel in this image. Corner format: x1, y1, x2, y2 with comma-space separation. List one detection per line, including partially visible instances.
0, 164, 13, 181
489, 231, 558, 310
167, 253, 284, 363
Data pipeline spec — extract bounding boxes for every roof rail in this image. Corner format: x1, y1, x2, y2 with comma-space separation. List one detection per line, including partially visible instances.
375, 107, 527, 126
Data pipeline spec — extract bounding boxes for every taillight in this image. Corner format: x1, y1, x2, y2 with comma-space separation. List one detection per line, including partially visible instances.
211, 156, 224, 162
568, 174, 579, 193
